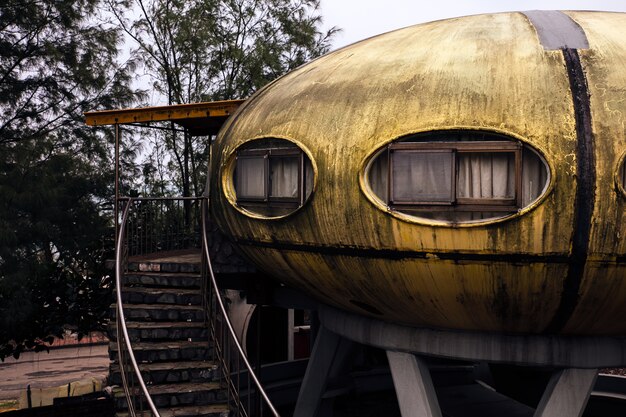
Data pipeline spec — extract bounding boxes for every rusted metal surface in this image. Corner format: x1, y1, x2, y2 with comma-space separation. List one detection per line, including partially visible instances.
210, 11, 626, 335
543, 47, 596, 334
84, 100, 244, 136
560, 11, 626, 335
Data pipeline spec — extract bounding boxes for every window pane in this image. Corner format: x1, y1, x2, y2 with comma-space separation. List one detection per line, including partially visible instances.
457, 152, 515, 199
364, 131, 550, 223
305, 158, 314, 199
522, 148, 549, 206
270, 156, 299, 198
236, 157, 266, 199
392, 152, 452, 202
368, 149, 388, 200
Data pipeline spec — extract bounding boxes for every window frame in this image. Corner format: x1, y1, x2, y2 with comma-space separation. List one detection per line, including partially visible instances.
386, 141, 522, 212
235, 150, 269, 203
235, 147, 306, 209
388, 148, 456, 206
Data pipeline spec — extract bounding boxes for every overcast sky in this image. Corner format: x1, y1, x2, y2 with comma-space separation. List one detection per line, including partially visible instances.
320, 1, 626, 49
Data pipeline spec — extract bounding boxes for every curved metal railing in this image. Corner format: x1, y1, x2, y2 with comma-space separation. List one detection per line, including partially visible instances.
200, 197, 280, 417
114, 194, 278, 416
115, 197, 161, 417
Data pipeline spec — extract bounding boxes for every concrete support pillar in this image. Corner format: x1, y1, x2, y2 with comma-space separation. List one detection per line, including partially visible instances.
534, 368, 598, 417
386, 351, 442, 417
288, 309, 295, 361
293, 327, 353, 417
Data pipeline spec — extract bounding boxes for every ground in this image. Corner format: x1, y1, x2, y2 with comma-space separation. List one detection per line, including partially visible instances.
0, 341, 109, 408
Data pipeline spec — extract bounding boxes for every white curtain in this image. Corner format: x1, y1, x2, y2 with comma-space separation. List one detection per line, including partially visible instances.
457, 153, 515, 199
305, 160, 314, 199
392, 152, 452, 202
236, 157, 266, 199
369, 151, 388, 199
367, 145, 548, 222
270, 157, 299, 198
522, 148, 548, 206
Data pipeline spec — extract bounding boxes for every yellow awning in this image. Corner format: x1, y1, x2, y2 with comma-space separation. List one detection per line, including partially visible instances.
84, 100, 245, 136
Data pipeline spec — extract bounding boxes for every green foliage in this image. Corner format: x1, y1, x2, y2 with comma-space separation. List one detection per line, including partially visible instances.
111, 0, 339, 197
0, 0, 337, 360
0, 0, 141, 360
120, 0, 338, 103
0, 147, 113, 360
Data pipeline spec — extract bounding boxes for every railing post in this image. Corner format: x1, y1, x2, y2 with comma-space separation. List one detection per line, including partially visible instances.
114, 123, 120, 250
256, 306, 262, 415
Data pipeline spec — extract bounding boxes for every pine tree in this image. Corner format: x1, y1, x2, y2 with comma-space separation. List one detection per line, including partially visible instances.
111, 0, 339, 197
0, 0, 141, 359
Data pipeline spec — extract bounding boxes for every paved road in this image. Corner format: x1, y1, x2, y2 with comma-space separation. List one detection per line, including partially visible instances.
0, 344, 109, 401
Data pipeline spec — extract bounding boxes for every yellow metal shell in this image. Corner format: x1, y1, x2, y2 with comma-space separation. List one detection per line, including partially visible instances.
558, 11, 626, 335
211, 11, 626, 335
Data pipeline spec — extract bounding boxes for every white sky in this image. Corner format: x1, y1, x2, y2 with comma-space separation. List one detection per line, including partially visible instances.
320, 1, 626, 49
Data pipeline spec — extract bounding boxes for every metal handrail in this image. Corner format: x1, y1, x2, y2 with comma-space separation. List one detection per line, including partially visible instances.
121, 196, 201, 258
115, 197, 161, 417
200, 197, 280, 417
114, 194, 278, 416
119, 196, 201, 201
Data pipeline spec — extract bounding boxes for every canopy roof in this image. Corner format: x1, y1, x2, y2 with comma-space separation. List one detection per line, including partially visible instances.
84, 100, 245, 136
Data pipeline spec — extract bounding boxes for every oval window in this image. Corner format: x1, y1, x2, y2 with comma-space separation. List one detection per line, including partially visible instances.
232, 138, 314, 217
365, 131, 549, 223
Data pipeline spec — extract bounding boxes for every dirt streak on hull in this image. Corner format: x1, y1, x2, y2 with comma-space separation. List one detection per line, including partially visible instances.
211, 11, 626, 336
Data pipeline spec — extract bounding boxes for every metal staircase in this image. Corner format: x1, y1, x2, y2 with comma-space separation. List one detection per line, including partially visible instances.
109, 197, 280, 417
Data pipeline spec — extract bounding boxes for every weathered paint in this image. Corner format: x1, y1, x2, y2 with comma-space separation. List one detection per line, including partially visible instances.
543, 47, 595, 334
210, 11, 626, 335
84, 100, 244, 136
561, 11, 626, 334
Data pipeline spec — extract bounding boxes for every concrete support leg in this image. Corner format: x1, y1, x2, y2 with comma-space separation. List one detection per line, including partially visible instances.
534, 368, 598, 417
293, 327, 353, 417
387, 351, 442, 417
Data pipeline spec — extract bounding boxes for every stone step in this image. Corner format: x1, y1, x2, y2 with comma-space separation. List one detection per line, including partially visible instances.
122, 272, 202, 289
121, 287, 202, 305
109, 361, 220, 385
127, 260, 201, 274
115, 403, 230, 417
110, 304, 204, 322
108, 322, 208, 342
113, 382, 226, 409
116, 403, 231, 417
109, 341, 212, 363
